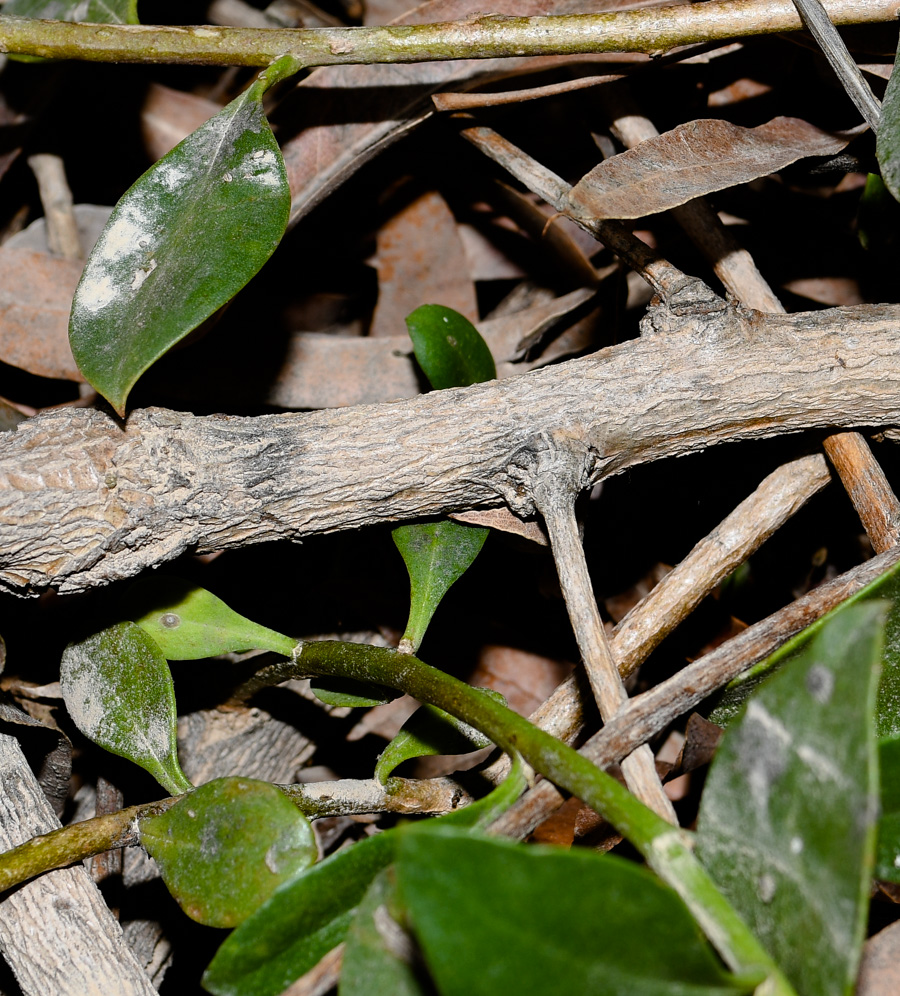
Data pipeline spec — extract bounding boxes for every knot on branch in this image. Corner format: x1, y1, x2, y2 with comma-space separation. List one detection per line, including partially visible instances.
639, 287, 740, 340
497, 431, 601, 518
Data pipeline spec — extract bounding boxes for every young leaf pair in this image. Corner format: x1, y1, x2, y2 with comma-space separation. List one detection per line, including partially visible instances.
376, 305, 497, 778
306, 305, 495, 714
310, 304, 500, 774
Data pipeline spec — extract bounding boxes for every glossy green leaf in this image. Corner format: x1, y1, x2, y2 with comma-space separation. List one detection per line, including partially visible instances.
60, 621, 191, 795
374, 695, 502, 785
2, 0, 138, 23
392, 520, 488, 653
405, 304, 496, 390
203, 830, 396, 996
125, 575, 296, 660
203, 756, 528, 996
69, 54, 301, 414
877, 35, 900, 205
309, 676, 401, 708
876, 736, 900, 881
708, 557, 900, 735
339, 868, 425, 996
696, 601, 885, 996
141, 777, 316, 928
396, 826, 751, 996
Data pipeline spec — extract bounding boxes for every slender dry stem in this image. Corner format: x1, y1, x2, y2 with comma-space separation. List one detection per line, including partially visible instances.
491, 542, 900, 838
789, 0, 882, 129
504, 432, 677, 822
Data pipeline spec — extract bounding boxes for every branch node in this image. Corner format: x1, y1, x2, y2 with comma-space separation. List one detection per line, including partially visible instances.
498, 431, 601, 518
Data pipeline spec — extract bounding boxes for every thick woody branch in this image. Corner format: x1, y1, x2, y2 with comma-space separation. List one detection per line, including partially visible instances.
1, 300, 899, 596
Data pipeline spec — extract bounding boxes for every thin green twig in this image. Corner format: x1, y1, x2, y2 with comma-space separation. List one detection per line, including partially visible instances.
0, 0, 896, 68
260, 641, 794, 990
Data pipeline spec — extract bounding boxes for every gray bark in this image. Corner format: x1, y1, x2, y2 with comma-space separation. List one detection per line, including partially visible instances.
1, 299, 898, 595
0, 735, 156, 995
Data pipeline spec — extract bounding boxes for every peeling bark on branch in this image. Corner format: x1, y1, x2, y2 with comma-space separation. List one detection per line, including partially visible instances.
2, 299, 900, 595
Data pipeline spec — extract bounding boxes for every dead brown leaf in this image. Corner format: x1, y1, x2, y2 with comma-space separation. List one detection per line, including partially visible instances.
0, 248, 84, 381
856, 920, 900, 995
369, 188, 478, 337
141, 83, 223, 162
568, 117, 860, 220
468, 644, 573, 718
168, 286, 597, 408
450, 507, 548, 545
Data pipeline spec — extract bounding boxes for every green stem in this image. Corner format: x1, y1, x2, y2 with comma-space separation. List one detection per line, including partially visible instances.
0, 639, 793, 989
0, 772, 473, 892
277, 641, 794, 991
0, 1, 895, 67
0, 798, 177, 895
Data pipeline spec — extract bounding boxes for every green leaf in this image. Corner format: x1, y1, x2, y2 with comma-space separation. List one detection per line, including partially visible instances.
203, 830, 396, 996
59, 621, 191, 795
68, 54, 301, 414
203, 757, 528, 996
140, 777, 317, 928
309, 676, 401, 709
125, 575, 296, 660
696, 601, 885, 996
707, 557, 900, 735
339, 868, 425, 996
390, 306, 495, 651
877, 35, 900, 205
374, 695, 502, 785
405, 304, 496, 390
395, 826, 751, 996
876, 736, 900, 881
2, 0, 138, 24
392, 520, 488, 653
